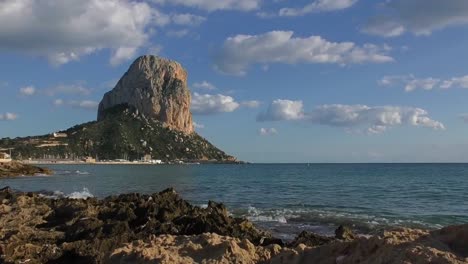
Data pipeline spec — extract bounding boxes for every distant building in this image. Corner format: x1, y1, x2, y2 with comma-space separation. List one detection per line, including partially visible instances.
53, 132, 68, 138
143, 154, 152, 162
0, 152, 12, 163
150, 159, 163, 164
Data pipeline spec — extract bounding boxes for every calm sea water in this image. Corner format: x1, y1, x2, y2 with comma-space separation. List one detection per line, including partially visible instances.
1, 163, 467, 239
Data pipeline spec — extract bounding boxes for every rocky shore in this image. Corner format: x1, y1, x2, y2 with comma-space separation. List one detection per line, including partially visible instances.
0, 161, 52, 178
0, 187, 467, 263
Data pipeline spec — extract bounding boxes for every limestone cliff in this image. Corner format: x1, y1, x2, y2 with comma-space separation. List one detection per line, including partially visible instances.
98, 55, 194, 134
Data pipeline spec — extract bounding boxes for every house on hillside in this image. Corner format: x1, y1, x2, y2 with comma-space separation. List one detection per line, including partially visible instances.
0, 152, 12, 163
53, 132, 68, 138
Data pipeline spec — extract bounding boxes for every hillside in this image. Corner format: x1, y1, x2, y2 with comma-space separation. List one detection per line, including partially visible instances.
0, 105, 236, 162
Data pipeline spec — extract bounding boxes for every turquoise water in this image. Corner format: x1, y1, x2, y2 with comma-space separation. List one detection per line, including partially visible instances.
1, 163, 467, 239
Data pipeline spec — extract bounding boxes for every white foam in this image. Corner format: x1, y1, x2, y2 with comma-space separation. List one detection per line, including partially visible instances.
66, 188, 94, 199
74, 170, 90, 175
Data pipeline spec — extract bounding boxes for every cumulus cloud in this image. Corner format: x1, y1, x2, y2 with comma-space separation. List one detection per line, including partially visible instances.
257, 99, 306, 121
19, 85, 36, 96
380, 74, 468, 92
279, 0, 357, 16
152, 0, 262, 12
363, 0, 468, 37
440, 75, 468, 89
191, 93, 240, 115
0, 0, 167, 66
215, 31, 393, 75
0, 112, 18, 121
257, 100, 445, 134
171, 13, 206, 26
193, 81, 217, 90
259, 127, 278, 136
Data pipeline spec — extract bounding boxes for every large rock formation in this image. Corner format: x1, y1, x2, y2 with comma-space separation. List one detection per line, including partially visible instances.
98, 55, 194, 134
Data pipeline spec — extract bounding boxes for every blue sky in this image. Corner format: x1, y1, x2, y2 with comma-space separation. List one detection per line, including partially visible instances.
1, 0, 468, 162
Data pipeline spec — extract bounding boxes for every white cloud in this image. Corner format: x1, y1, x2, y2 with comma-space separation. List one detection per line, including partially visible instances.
308, 104, 445, 133
363, 0, 468, 37
380, 74, 468, 92
19, 85, 36, 96
171, 13, 206, 26
193, 122, 205, 129
279, 0, 357, 16
45, 83, 92, 96
152, 0, 262, 12
440, 76, 468, 89
0, 0, 167, 65
259, 127, 278, 136
0, 112, 18, 121
191, 93, 240, 115
257, 100, 445, 134
241, 100, 261, 108
215, 31, 393, 75
257, 99, 306, 121
193, 81, 217, 90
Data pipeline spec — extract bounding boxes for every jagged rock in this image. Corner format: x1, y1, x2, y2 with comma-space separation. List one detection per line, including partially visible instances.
98, 55, 193, 134
0, 161, 52, 178
0, 188, 273, 263
287, 231, 335, 248
335, 225, 356, 241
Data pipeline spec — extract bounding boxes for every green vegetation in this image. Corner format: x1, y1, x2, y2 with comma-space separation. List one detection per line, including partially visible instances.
0, 105, 235, 162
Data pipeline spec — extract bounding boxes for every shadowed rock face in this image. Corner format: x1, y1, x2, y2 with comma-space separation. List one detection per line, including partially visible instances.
98, 55, 194, 134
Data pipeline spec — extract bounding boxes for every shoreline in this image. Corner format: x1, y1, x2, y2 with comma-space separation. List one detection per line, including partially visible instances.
1, 187, 467, 263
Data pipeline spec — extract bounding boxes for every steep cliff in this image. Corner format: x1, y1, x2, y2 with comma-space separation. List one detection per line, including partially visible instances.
98, 55, 193, 134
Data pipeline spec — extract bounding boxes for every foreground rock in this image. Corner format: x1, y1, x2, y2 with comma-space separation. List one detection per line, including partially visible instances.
0, 161, 52, 178
0, 188, 272, 263
0, 187, 467, 264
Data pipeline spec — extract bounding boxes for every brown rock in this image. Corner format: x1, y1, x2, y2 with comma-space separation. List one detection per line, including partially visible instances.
98, 55, 194, 134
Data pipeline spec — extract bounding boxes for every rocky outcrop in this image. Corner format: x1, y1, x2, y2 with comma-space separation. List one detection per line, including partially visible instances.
0, 161, 52, 178
98, 55, 194, 134
1, 187, 467, 264
0, 187, 272, 263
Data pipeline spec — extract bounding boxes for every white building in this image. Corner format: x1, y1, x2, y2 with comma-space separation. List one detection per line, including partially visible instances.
0, 152, 12, 163
53, 132, 68, 138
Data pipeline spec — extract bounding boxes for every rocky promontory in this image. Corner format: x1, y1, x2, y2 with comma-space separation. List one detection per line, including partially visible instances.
98, 56, 193, 134
0, 161, 52, 178
0, 55, 237, 162
1, 187, 467, 263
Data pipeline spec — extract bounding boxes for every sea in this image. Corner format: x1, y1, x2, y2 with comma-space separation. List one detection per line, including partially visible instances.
1, 163, 467, 240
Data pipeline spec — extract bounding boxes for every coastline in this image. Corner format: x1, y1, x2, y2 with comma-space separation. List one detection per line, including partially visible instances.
0, 187, 467, 263
21, 160, 246, 165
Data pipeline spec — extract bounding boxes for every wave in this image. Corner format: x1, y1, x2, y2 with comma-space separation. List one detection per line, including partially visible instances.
39, 188, 94, 200
66, 188, 94, 199
237, 206, 444, 231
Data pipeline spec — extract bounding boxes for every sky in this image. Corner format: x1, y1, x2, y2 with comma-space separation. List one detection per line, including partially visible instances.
1, 0, 468, 163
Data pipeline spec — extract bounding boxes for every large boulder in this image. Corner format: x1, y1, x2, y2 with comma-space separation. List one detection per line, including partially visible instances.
98, 55, 194, 134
